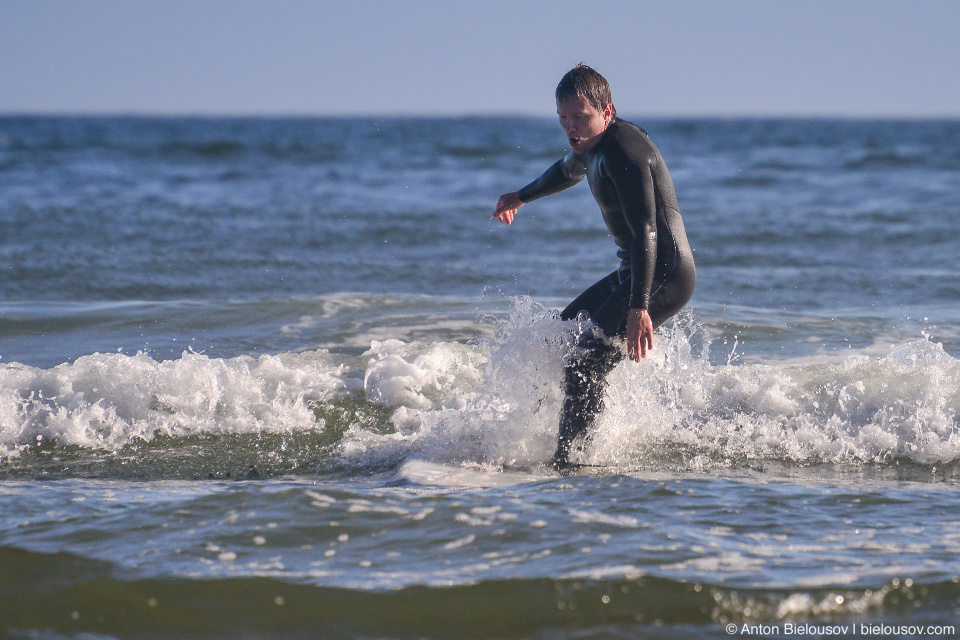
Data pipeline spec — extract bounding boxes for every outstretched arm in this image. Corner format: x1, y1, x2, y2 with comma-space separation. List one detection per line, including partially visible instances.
493, 153, 585, 226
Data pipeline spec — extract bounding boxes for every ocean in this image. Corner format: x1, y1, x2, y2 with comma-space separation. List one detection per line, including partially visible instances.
2, 115, 960, 639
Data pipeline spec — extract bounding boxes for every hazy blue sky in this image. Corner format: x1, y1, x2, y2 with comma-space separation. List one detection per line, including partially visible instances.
2, 0, 959, 117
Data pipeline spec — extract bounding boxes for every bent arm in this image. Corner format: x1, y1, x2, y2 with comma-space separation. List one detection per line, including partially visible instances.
609, 156, 658, 310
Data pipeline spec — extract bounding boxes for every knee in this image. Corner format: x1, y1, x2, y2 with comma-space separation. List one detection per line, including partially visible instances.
567, 333, 622, 377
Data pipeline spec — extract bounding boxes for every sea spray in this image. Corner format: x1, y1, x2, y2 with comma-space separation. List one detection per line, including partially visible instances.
340, 296, 567, 468
341, 300, 960, 472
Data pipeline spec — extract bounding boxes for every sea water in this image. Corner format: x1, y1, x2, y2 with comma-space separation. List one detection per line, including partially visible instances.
2, 116, 960, 638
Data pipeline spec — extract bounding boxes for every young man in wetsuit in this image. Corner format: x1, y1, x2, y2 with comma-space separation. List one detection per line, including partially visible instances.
494, 64, 695, 469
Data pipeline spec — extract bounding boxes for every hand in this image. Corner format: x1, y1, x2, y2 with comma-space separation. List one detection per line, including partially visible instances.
626, 309, 653, 361
493, 192, 524, 225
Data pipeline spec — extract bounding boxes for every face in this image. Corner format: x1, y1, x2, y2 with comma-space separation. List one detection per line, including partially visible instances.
557, 95, 613, 153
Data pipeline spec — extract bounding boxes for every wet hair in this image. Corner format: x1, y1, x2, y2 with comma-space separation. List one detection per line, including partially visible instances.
555, 63, 616, 118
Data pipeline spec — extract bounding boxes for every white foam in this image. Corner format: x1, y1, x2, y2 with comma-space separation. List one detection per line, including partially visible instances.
587, 323, 960, 468
4, 297, 960, 470
0, 349, 355, 456
338, 298, 960, 470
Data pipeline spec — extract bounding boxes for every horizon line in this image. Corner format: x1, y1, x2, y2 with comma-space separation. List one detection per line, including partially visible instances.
3, 108, 960, 121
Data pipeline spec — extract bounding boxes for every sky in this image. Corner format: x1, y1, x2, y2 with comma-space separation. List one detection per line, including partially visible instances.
2, 0, 959, 118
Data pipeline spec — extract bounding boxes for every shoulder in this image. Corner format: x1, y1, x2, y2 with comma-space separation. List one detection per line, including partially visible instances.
599, 119, 658, 170
561, 150, 587, 175
610, 118, 649, 141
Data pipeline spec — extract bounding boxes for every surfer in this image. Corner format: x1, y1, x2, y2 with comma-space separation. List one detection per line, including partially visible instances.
494, 64, 696, 469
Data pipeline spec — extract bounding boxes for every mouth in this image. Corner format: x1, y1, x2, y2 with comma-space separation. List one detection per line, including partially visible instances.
568, 136, 580, 147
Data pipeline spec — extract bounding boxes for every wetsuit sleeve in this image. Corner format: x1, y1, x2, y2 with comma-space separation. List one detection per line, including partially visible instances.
606, 152, 658, 309
517, 152, 586, 203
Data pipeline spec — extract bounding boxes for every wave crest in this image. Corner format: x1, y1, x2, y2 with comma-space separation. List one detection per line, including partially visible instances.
3, 298, 959, 475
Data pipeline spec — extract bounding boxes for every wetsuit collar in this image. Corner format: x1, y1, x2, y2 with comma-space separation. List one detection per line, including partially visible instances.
581, 117, 617, 158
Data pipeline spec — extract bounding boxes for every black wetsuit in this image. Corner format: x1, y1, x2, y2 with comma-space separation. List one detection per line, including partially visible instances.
517, 117, 696, 466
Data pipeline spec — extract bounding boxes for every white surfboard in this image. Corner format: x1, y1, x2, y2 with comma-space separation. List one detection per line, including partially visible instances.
398, 459, 547, 489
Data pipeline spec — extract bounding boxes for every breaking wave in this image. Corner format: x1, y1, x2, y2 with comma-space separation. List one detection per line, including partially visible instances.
2, 298, 959, 477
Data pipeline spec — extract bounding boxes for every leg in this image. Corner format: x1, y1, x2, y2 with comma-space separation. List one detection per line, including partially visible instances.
553, 330, 622, 468
553, 272, 626, 468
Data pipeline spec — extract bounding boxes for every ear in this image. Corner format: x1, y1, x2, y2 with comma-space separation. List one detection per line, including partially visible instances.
602, 104, 614, 121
